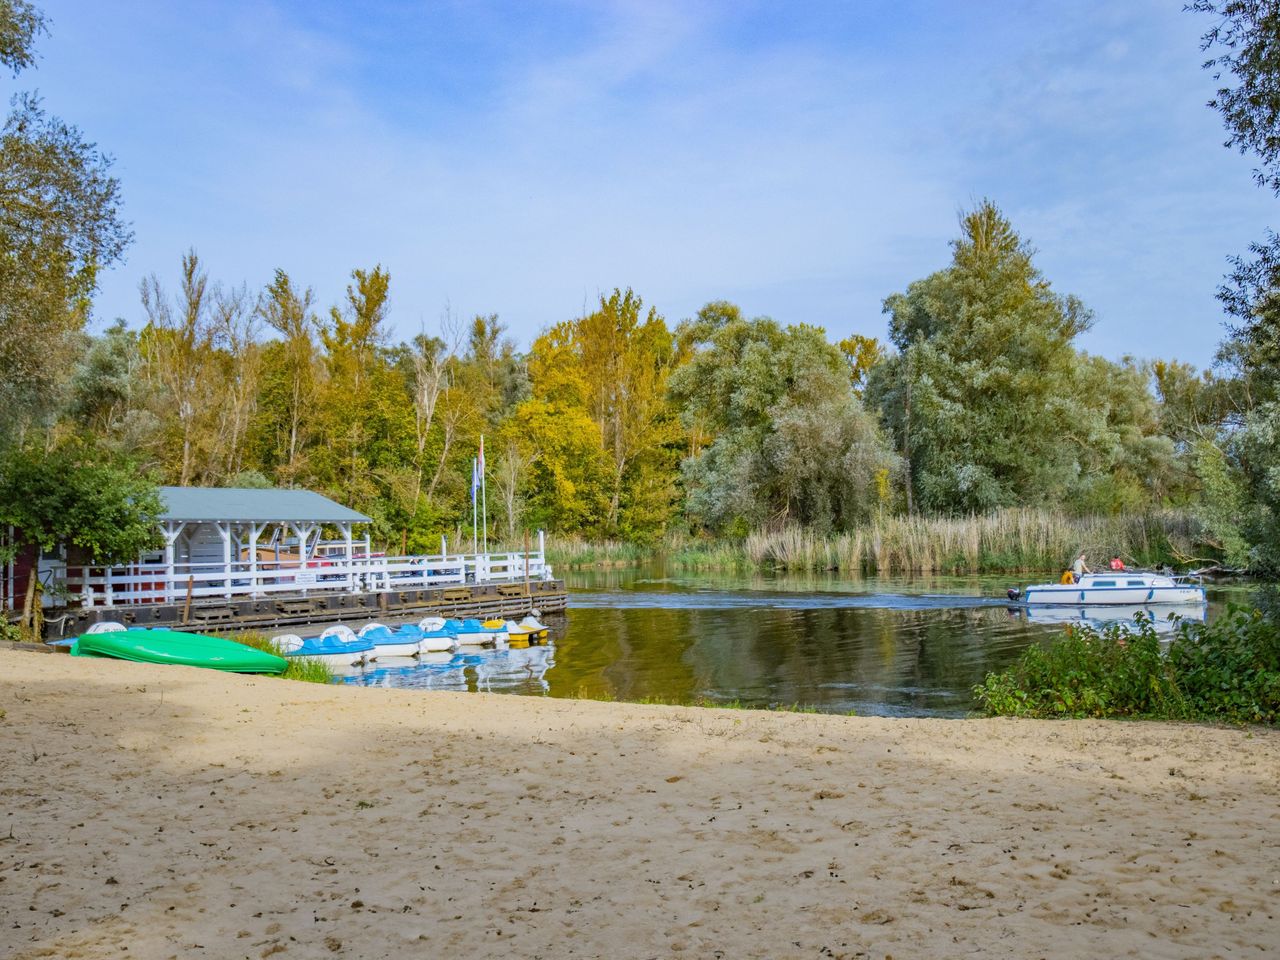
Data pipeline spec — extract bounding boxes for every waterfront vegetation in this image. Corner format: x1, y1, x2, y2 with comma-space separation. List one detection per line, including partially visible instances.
549, 508, 1206, 574
975, 607, 1280, 724
230, 632, 334, 684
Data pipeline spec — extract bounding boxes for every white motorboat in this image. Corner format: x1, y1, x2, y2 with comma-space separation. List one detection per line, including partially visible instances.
1014, 571, 1205, 607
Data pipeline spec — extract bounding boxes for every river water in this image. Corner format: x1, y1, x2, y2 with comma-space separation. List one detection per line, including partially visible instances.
336, 565, 1248, 718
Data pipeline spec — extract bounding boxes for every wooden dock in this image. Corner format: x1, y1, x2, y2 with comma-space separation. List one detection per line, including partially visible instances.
48, 579, 568, 638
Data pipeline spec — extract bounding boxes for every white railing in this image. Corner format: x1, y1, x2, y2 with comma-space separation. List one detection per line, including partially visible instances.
60, 549, 553, 608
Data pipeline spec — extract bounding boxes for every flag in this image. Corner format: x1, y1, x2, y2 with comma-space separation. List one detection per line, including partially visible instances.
478, 434, 485, 473
470, 458, 479, 505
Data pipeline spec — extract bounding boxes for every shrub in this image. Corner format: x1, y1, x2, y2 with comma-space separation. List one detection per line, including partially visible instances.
975, 607, 1280, 724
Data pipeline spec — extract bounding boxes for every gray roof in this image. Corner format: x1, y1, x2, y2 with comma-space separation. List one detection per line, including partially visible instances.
158, 487, 372, 524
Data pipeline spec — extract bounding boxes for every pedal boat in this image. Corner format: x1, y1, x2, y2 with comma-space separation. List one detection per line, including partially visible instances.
357, 622, 424, 659
276, 625, 375, 667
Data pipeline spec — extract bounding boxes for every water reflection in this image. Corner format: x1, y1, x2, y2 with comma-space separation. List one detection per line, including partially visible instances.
337, 645, 555, 695
332, 564, 1246, 718
1020, 603, 1206, 633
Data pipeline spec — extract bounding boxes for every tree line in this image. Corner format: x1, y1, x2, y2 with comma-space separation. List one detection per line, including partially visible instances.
0, 0, 1275, 581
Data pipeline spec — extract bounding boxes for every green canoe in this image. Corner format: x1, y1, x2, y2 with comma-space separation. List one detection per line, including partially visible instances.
71, 629, 286, 674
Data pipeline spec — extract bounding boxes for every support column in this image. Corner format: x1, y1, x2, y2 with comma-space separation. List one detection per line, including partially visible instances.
248, 522, 264, 597
342, 522, 355, 592
218, 521, 232, 600
162, 522, 186, 604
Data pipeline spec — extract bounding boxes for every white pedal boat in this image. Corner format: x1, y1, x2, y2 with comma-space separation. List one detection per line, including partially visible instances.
275, 626, 375, 667
1017, 571, 1205, 606
357, 622, 422, 659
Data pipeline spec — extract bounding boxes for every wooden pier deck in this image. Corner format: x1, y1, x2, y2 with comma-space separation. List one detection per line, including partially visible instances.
47, 578, 568, 638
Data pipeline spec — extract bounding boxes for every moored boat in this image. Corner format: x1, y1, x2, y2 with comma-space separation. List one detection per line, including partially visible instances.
1014, 571, 1205, 606
275, 626, 375, 667
446, 617, 505, 646
358, 622, 423, 659
72, 628, 287, 674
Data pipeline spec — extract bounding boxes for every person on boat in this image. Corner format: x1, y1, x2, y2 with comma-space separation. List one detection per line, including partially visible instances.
1071, 552, 1090, 583
1109, 555, 1125, 571
1058, 569, 1075, 585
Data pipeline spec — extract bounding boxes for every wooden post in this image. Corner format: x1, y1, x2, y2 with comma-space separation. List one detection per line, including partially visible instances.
21, 571, 36, 633
182, 576, 194, 624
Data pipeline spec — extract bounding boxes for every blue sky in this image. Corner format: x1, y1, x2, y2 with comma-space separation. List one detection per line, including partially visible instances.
28, 0, 1269, 367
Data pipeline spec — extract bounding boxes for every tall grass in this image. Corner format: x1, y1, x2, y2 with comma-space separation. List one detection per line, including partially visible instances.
224, 631, 335, 684
546, 507, 1209, 575
735, 509, 1205, 575
545, 538, 652, 568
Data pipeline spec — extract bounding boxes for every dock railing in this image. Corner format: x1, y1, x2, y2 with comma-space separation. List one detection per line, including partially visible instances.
59, 548, 553, 609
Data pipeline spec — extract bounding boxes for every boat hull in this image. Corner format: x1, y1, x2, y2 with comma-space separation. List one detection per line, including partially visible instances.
369, 642, 422, 659
73, 629, 287, 674
1022, 584, 1205, 606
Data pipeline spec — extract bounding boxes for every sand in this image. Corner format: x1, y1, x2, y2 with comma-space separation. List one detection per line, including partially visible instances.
1, 649, 1278, 960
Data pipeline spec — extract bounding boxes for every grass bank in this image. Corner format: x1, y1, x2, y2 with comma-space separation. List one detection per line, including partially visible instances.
548, 507, 1210, 575
225, 631, 334, 684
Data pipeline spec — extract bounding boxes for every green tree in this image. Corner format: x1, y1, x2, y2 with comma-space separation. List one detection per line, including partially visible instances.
527, 289, 681, 539
1192, 0, 1280, 576
869, 201, 1093, 513
0, 93, 131, 439
0, 1, 46, 75
670, 308, 897, 534
0, 443, 162, 565
311, 266, 416, 538
254, 269, 319, 483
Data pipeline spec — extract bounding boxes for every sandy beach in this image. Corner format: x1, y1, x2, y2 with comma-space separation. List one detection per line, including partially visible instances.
2, 649, 1278, 959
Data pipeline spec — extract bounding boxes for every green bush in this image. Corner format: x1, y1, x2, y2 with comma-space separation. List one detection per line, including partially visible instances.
974, 607, 1280, 724
1168, 607, 1280, 724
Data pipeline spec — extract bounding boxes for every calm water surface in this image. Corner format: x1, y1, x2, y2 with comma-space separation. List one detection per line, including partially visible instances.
337, 564, 1248, 718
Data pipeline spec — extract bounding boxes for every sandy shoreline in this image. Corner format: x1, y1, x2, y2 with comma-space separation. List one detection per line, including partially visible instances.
2, 649, 1278, 959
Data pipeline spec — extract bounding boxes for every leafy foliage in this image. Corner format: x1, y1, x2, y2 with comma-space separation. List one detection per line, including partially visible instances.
974, 608, 1280, 723
1193, 0, 1280, 196
870, 201, 1184, 516
0, 0, 45, 76
670, 310, 897, 534
0, 95, 131, 436
0, 444, 162, 564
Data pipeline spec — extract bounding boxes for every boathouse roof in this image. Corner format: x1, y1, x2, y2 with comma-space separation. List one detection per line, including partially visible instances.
158, 487, 372, 524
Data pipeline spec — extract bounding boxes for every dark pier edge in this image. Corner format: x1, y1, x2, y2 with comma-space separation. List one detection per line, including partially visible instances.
45, 580, 569, 639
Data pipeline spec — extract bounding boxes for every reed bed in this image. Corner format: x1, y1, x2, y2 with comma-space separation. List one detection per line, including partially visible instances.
544, 538, 653, 568
546, 508, 1208, 575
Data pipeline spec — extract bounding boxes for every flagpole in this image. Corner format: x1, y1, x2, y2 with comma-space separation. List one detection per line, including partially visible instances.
480, 434, 488, 554
472, 457, 478, 555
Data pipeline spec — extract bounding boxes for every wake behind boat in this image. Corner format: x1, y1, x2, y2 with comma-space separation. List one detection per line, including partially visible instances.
1011, 571, 1206, 607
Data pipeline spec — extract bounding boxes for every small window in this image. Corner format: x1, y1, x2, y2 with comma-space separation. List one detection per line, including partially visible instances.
1126, 580, 1145, 587
1093, 580, 1116, 587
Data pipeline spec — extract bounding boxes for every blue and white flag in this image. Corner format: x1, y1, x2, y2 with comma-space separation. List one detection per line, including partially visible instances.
470, 457, 479, 505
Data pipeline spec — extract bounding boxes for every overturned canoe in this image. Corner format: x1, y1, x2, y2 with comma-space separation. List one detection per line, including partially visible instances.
71, 628, 287, 674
